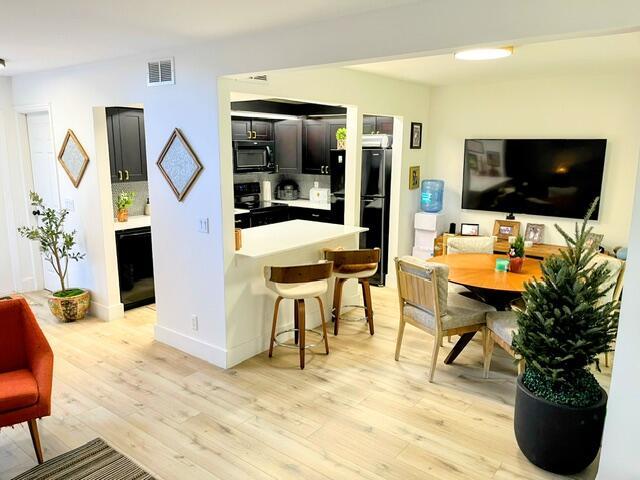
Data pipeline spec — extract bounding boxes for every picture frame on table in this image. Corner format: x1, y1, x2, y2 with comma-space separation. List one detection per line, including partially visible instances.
460, 223, 480, 236
410, 122, 422, 149
493, 219, 521, 240
585, 233, 604, 250
524, 223, 545, 244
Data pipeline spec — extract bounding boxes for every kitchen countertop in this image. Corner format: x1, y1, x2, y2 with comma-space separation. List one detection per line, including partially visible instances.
235, 220, 367, 258
273, 198, 331, 211
114, 215, 151, 231
234, 208, 250, 215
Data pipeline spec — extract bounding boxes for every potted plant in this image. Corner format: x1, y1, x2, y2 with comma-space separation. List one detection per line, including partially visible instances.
116, 191, 135, 222
18, 192, 90, 322
336, 127, 347, 150
508, 234, 525, 273
512, 199, 618, 474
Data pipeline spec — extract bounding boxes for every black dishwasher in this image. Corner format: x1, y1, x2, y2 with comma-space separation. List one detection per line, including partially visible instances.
115, 227, 155, 310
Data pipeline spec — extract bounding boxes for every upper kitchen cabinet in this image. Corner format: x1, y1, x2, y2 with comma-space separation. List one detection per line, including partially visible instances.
274, 120, 302, 173
107, 107, 147, 183
362, 115, 394, 135
231, 117, 273, 141
302, 120, 328, 174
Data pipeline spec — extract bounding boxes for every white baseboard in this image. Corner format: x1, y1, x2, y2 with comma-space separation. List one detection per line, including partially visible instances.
226, 291, 361, 368
154, 324, 227, 368
90, 300, 124, 321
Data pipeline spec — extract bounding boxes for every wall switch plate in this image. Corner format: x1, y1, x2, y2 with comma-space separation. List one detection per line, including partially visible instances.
191, 315, 198, 331
198, 217, 209, 234
64, 198, 75, 212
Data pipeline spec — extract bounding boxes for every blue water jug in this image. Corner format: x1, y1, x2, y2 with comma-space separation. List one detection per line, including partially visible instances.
421, 179, 444, 213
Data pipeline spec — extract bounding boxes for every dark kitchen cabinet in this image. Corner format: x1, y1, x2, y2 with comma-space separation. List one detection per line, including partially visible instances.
289, 206, 334, 223
302, 120, 328, 175
231, 117, 273, 141
274, 120, 302, 173
234, 213, 250, 229
107, 107, 147, 183
363, 115, 393, 135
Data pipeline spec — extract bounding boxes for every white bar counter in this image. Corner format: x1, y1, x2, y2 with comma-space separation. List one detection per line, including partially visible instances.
114, 215, 151, 231
227, 219, 368, 366
236, 220, 367, 258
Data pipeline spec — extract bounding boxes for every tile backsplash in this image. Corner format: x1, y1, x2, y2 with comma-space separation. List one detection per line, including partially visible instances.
233, 172, 330, 199
111, 181, 149, 217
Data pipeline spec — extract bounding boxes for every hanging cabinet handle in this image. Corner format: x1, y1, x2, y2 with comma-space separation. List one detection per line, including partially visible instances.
247, 131, 251, 138
253, 131, 257, 139
125, 170, 129, 181
118, 170, 123, 181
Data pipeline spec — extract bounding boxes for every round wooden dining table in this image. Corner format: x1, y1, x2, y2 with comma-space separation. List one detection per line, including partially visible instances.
429, 253, 543, 293
429, 253, 543, 365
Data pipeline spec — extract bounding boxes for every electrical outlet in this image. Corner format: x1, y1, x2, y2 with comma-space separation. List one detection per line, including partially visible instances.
191, 315, 198, 331
64, 198, 75, 212
198, 217, 209, 234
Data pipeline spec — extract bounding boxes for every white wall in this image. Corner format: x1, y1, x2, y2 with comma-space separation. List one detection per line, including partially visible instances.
425, 69, 640, 248
0, 78, 16, 295
598, 154, 640, 478
218, 67, 430, 365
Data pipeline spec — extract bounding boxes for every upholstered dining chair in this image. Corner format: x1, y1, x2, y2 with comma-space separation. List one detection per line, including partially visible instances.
0, 297, 54, 464
394, 256, 495, 382
445, 236, 495, 255
483, 310, 524, 378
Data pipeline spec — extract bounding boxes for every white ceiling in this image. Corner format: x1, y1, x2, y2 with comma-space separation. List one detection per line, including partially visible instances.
0, 0, 416, 76
348, 32, 640, 86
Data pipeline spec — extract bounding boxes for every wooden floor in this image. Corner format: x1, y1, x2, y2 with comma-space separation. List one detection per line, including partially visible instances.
1, 288, 610, 480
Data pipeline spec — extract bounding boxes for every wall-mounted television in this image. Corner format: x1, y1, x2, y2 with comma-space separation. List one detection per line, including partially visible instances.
462, 139, 607, 220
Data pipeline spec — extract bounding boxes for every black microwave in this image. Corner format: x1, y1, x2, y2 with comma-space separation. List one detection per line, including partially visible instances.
233, 140, 275, 173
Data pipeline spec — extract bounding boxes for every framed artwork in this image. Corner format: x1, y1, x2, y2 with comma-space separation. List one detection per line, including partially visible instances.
461, 223, 480, 236
410, 122, 422, 149
524, 223, 545, 244
57, 129, 89, 188
409, 165, 420, 189
585, 233, 604, 250
157, 128, 203, 201
493, 219, 521, 240
486, 151, 501, 167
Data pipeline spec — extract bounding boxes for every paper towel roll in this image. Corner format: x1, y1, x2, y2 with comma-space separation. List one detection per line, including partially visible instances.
262, 181, 272, 201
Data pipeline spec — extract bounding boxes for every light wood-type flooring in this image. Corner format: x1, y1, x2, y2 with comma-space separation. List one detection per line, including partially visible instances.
1, 289, 610, 479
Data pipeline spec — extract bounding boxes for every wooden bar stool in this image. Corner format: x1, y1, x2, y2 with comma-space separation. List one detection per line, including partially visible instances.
264, 261, 333, 369
324, 248, 380, 336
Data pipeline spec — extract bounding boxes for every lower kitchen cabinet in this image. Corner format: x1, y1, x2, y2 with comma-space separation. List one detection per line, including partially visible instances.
289, 206, 334, 223
234, 213, 250, 229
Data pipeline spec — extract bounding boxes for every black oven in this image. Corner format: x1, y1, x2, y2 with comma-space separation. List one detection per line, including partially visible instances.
233, 140, 275, 173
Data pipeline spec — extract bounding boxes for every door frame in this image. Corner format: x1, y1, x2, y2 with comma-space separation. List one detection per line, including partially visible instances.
14, 103, 60, 291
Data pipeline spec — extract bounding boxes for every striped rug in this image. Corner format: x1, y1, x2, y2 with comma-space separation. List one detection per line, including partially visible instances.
12, 438, 155, 480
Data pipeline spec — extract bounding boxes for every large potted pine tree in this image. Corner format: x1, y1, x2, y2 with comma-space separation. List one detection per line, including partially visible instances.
512, 200, 619, 474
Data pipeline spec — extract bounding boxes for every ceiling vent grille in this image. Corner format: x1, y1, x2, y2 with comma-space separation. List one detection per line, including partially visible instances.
147, 58, 175, 86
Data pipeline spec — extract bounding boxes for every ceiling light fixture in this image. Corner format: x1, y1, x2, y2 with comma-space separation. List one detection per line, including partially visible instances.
0, 59, 5, 70
454, 47, 513, 61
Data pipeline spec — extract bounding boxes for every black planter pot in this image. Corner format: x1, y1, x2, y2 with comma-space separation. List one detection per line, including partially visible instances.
514, 375, 607, 475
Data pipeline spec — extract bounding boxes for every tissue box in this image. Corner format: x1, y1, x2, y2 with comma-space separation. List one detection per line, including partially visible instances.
309, 187, 330, 204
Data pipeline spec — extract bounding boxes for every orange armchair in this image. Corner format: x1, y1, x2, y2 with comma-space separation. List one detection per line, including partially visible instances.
0, 297, 53, 464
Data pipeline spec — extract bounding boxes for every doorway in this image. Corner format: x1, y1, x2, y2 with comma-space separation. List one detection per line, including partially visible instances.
24, 111, 60, 292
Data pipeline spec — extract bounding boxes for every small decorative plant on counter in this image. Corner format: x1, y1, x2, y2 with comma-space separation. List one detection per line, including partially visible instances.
115, 191, 136, 222
508, 234, 525, 273
18, 192, 90, 322
511, 198, 618, 474
336, 127, 347, 150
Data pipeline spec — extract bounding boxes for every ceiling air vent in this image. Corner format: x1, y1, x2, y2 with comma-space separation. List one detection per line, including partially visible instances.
147, 58, 175, 86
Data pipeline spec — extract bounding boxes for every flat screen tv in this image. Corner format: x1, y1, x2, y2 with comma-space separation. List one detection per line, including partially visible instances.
462, 139, 607, 220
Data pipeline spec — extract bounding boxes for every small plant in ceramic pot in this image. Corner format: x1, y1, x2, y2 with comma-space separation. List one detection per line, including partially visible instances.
116, 191, 135, 222
512, 199, 618, 474
336, 127, 347, 150
18, 192, 90, 322
508, 234, 525, 273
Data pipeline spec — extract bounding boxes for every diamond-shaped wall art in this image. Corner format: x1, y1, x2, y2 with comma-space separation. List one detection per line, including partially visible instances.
58, 129, 90, 188
156, 128, 203, 201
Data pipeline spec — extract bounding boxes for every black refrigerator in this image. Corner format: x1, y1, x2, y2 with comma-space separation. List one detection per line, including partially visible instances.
360, 148, 392, 286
